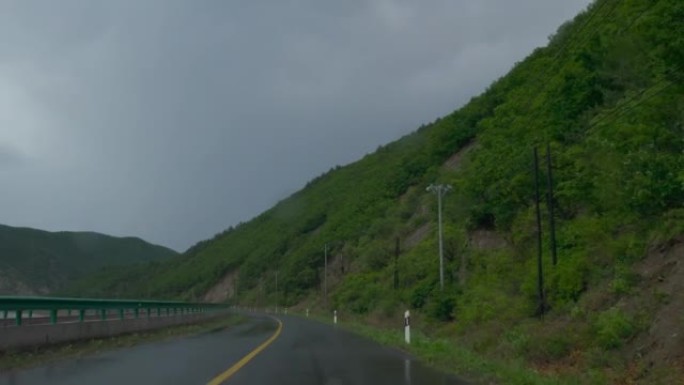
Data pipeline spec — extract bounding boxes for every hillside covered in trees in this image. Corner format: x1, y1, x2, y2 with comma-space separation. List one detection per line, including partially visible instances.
0, 224, 177, 295
70, 0, 683, 382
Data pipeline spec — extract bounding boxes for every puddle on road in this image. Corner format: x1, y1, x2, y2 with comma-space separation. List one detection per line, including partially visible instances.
316, 323, 469, 385
364, 355, 467, 385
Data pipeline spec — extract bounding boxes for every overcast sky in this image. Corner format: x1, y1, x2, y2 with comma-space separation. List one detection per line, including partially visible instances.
0, 0, 592, 251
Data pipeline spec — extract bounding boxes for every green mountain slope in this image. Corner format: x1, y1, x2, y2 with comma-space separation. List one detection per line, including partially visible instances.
71, 0, 683, 382
0, 224, 177, 295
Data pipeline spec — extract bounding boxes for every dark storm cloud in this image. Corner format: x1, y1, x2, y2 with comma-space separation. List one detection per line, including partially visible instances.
0, 0, 592, 250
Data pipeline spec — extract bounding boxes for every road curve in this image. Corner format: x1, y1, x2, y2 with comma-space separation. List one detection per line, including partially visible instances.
0, 313, 467, 385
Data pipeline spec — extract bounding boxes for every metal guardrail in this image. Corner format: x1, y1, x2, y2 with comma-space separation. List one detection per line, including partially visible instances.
0, 296, 228, 327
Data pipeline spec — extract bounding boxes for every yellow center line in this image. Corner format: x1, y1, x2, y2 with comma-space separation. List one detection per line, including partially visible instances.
206, 316, 283, 385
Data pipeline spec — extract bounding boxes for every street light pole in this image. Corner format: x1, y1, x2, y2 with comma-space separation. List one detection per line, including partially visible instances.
427, 184, 452, 291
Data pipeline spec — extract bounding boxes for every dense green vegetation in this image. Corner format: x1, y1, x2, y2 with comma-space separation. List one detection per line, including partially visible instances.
0, 224, 177, 295
71, 0, 683, 382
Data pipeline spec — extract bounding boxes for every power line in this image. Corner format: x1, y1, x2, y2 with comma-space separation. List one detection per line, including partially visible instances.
541, 1, 622, 80
587, 80, 674, 131
530, 0, 618, 96
585, 62, 682, 131
563, 0, 622, 58
503, 0, 626, 134
526, 0, 676, 140
549, 0, 612, 58
617, 0, 658, 35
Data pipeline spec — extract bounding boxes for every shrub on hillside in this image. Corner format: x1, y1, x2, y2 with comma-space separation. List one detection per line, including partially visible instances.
426, 291, 458, 321
594, 307, 636, 349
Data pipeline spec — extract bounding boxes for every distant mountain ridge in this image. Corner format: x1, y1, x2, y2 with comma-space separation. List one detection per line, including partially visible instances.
0, 224, 177, 295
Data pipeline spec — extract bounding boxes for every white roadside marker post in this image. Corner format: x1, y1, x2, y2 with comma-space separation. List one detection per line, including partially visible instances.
334, 310, 338, 325
285, 308, 288, 315
306, 308, 309, 317
404, 310, 411, 344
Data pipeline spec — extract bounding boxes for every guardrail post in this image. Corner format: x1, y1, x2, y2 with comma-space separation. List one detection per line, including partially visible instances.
134, 308, 139, 319
50, 309, 58, 324
28, 310, 33, 320
15, 310, 22, 326
146, 307, 150, 319
118, 308, 124, 320
79, 309, 85, 322
67, 309, 72, 316
2, 310, 7, 320
100, 309, 106, 321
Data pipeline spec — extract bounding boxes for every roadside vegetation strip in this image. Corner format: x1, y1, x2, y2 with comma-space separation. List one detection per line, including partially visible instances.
206, 316, 283, 385
299, 311, 590, 385
0, 314, 245, 371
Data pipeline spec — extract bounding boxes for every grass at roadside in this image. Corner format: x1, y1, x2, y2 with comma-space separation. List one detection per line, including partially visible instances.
300, 311, 600, 385
0, 314, 245, 371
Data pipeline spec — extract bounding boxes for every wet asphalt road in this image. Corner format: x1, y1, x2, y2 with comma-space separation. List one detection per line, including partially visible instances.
0, 314, 467, 385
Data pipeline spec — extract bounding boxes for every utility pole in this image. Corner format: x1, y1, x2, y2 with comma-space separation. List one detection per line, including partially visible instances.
394, 237, 400, 290
427, 184, 452, 291
460, 237, 467, 286
234, 275, 238, 304
533, 148, 545, 318
324, 243, 328, 308
546, 143, 558, 266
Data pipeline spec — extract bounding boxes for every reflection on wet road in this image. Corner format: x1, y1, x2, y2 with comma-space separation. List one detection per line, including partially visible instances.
0, 314, 467, 385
